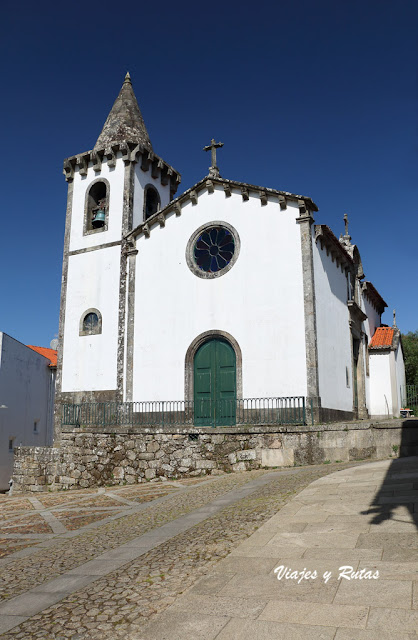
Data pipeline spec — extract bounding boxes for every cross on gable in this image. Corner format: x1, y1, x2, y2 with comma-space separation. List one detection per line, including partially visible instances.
203, 139, 224, 178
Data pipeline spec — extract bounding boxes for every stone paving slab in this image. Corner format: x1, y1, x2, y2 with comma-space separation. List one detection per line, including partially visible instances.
136, 610, 230, 640
333, 577, 412, 608
215, 572, 340, 603
259, 600, 369, 628
0, 590, 66, 616
334, 630, 417, 639
168, 593, 267, 619
367, 606, 418, 632
215, 618, 337, 639
0, 618, 27, 636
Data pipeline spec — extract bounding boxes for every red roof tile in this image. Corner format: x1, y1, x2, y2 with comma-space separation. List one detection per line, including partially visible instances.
27, 345, 57, 367
369, 327, 394, 349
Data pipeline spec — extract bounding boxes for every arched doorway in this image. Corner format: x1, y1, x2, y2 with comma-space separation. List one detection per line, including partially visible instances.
194, 338, 236, 427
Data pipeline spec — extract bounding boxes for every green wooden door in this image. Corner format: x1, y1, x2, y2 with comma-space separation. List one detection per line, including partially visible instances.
194, 339, 236, 427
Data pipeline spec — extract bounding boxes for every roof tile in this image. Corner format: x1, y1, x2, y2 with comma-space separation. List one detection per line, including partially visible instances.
27, 345, 57, 367
369, 327, 394, 349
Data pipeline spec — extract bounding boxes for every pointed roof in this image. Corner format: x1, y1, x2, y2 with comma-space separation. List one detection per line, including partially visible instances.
94, 72, 153, 151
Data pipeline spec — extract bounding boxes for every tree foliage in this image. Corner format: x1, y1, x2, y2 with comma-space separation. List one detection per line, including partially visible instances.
402, 331, 418, 386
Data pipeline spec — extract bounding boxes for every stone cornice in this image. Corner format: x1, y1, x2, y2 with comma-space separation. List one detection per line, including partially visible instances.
348, 300, 368, 324
63, 142, 181, 198
126, 176, 318, 242
361, 281, 387, 314
314, 225, 354, 270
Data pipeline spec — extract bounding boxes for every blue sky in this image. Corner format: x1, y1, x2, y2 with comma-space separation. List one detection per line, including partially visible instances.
1, 0, 417, 348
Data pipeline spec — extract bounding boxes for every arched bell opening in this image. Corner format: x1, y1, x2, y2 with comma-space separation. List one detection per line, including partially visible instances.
144, 185, 161, 221
84, 179, 110, 234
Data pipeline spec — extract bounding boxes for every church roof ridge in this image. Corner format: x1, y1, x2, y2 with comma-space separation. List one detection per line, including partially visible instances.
127, 175, 318, 241
314, 224, 355, 269
213, 177, 318, 208
361, 281, 387, 313
93, 74, 153, 151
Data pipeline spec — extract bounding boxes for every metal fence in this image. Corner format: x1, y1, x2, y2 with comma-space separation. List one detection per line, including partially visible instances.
61, 396, 306, 428
402, 385, 418, 416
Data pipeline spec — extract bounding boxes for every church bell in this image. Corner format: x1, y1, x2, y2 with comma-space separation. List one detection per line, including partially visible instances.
92, 208, 106, 228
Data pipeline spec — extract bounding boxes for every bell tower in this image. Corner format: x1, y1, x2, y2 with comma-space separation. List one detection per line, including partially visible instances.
54, 73, 181, 440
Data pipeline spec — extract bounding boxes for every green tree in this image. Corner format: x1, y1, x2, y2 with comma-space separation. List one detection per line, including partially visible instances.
402, 331, 418, 386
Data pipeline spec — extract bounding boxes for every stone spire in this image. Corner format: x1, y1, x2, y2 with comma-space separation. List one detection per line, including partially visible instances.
94, 72, 153, 151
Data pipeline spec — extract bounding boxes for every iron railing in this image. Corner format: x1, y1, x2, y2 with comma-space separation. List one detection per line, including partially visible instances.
401, 385, 418, 416
61, 396, 306, 428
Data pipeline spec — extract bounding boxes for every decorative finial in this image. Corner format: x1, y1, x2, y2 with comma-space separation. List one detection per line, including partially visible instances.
124, 71, 131, 84
393, 309, 397, 328
203, 138, 224, 178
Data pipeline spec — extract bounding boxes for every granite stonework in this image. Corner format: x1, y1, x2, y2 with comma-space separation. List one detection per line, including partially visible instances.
12, 419, 416, 493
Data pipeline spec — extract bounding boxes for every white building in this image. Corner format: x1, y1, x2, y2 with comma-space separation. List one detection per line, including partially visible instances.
368, 326, 405, 418
55, 74, 405, 431
0, 334, 56, 489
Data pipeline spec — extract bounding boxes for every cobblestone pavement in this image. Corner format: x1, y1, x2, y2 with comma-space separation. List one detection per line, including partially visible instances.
0, 462, 374, 638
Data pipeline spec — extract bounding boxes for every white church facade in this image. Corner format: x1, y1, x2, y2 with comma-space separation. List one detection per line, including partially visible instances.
55, 74, 405, 432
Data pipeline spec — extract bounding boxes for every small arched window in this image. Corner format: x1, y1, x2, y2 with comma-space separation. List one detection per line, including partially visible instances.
79, 309, 102, 336
144, 185, 161, 221
84, 180, 109, 234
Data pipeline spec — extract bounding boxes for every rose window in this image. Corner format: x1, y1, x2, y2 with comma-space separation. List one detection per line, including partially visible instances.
193, 226, 235, 273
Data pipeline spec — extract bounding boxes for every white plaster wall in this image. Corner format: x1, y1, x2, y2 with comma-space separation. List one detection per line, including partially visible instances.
69, 157, 125, 252
131, 187, 307, 401
395, 343, 406, 411
0, 333, 53, 490
361, 296, 382, 412
61, 246, 121, 391
362, 296, 381, 341
313, 241, 353, 411
369, 352, 392, 416
132, 164, 171, 229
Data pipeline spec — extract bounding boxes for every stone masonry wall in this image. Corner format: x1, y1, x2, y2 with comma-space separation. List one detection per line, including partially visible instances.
12, 420, 417, 492
12, 447, 61, 492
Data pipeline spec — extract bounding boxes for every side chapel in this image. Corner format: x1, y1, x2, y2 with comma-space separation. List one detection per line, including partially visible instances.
56, 74, 405, 431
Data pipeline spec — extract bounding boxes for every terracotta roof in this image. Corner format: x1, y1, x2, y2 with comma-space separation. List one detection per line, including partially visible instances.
369, 327, 394, 350
27, 345, 57, 367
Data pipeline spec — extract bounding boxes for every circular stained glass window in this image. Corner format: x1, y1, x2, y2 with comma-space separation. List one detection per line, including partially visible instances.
194, 226, 235, 273
186, 221, 240, 279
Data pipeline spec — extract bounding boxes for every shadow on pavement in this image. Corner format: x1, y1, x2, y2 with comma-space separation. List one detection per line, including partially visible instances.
364, 420, 418, 530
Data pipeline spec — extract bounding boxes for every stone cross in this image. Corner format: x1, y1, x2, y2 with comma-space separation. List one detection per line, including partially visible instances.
344, 213, 349, 236
204, 139, 224, 178
341, 213, 352, 245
